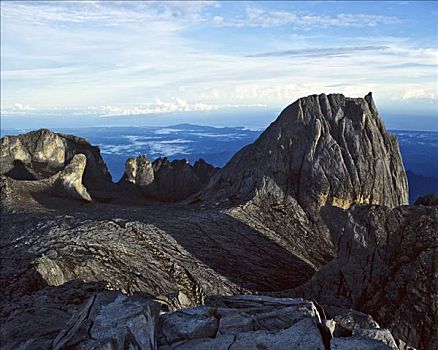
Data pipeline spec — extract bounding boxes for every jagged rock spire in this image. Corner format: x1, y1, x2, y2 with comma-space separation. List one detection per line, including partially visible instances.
203, 93, 408, 217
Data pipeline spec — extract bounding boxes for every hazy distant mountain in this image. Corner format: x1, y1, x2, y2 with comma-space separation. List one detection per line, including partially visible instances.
407, 170, 438, 203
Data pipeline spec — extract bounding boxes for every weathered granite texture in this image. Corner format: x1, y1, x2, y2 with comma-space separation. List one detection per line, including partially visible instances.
0, 93, 430, 350
203, 93, 408, 218
292, 204, 438, 350
52, 154, 92, 202
0, 291, 401, 350
0, 128, 112, 192
120, 156, 219, 202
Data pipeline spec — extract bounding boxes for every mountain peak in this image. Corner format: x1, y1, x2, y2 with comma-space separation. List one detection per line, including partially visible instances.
203, 93, 408, 218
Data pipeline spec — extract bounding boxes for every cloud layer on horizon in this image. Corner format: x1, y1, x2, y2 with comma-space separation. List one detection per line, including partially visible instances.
1, 1, 437, 119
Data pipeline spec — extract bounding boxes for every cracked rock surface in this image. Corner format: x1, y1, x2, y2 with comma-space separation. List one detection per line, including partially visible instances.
0, 290, 401, 350
203, 93, 408, 218
291, 204, 438, 350
0, 93, 434, 350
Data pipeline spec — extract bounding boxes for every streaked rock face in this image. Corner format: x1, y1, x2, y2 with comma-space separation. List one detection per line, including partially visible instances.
0, 136, 31, 163
292, 204, 438, 350
204, 93, 408, 218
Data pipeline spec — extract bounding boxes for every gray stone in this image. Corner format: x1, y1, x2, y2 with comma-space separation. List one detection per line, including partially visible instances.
228, 317, 325, 350
161, 335, 235, 350
53, 292, 160, 350
353, 328, 398, 349
119, 156, 218, 202
324, 306, 380, 336
34, 255, 66, 286
331, 336, 396, 350
203, 93, 408, 217
53, 154, 92, 202
293, 204, 438, 350
121, 155, 155, 186
157, 295, 325, 350
0, 128, 112, 192
159, 307, 219, 345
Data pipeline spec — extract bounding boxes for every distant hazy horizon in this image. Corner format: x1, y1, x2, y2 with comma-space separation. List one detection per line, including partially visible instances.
1, 1, 437, 130
1, 107, 437, 132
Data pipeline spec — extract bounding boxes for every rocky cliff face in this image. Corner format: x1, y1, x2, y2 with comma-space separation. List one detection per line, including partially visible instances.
0, 129, 112, 192
203, 93, 408, 218
291, 204, 437, 350
120, 156, 218, 202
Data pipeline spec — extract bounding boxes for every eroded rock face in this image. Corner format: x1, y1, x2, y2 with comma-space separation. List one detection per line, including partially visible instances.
193, 159, 219, 185
0, 154, 92, 204
0, 129, 112, 191
121, 155, 155, 186
203, 93, 408, 217
53, 154, 92, 202
52, 292, 160, 350
120, 156, 218, 202
292, 204, 438, 350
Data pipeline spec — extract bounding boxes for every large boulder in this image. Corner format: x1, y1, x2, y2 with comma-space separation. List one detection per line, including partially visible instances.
52, 292, 160, 350
203, 93, 408, 218
0, 154, 92, 206
157, 295, 399, 350
0, 129, 112, 192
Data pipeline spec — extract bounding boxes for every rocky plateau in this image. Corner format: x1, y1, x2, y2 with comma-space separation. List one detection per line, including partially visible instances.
0, 93, 436, 350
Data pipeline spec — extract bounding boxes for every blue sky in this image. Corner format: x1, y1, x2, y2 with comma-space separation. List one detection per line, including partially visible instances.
1, 1, 437, 128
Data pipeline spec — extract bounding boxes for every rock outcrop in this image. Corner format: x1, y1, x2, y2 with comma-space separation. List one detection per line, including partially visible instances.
291, 204, 438, 350
414, 192, 438, 206
0, 129, 112, 192
203, 93, 408, 218
0, 154, 92, 204
120, 156, 218, 202
1, 290, 401, 350
52, 154, 92, 202
192, 158, 219, 185
0, 93, 432, 350
120, 155, 155, 187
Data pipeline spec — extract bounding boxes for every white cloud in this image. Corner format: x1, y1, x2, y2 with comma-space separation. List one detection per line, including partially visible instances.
402, 88, 437, 101
0, 103, 36, 115
13, 103, 35, 111
87, 99, 219, 117
0, 2, 401, 31
0, 1, 218, 27
1, 1, 436, 118
214, 7, 401, 28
